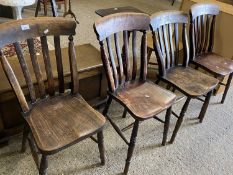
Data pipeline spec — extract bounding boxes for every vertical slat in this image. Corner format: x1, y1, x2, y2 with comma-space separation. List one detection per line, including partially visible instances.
168, 24, 175, 67
194, 19, 198, 54
203, 15, 210, 52
114, 33, 124, 84
106, 36, 119, 88
27, 38, 46, 98
123, 31, 130, 81
208, 15, 216, 52
182, 24, 189, 67
68, 35, 79, 94
40, 36, 55, 96
0, 50, 29, 113
197, 16, 201, 53
174, 23, 179, 65
132, 30, 137, 80
14, 42, 36, 103
190, 19, 196, 59
200, 15, 205, 52
140, 31, 147, 81
54, 36, 64, 93
100, 41, 115, 92
158, 27, 166, 59
163, 25, 170, 69
153, 32, 166, 76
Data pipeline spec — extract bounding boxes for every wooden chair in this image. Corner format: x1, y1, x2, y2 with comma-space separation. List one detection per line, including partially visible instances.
150, 11, 219, 143
35, 0, 67, 16
94, 13, 177, 174
0, 17, 105, 175
189, 3, 233, 104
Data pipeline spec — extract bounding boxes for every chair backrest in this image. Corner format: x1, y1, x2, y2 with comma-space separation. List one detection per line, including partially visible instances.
94, 12, 150, 93
190, 3, 220, 59
0, 17, 77, 114
150, 10, 189, 77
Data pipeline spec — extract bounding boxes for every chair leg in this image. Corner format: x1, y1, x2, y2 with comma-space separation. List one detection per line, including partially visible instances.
147, 47, 153, 65
162, 107, 172, 146
102, 96, 112, 116
198, 90, 212, 123
35, 0, 41, 17
21, 124, 30, 153
97, 131, 105, 165
64, 0, 68, 13
172, 0, 176, 5
124, 120, 140, 175
170, 97, 191, 144
221, 73, 232, 104
155, 78, 160, 85
122, 108, 127, 118
43, 0, 48, 16
39, 155, 48, 175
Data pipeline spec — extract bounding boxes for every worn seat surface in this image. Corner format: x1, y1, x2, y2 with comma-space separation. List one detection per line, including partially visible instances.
111, 81, 176, 120
26, 95, 106, 153
163, 66, 219, 97
192, 53, 233, 76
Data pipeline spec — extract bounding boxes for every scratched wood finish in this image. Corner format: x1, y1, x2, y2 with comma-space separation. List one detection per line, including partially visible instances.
190, 3, 233, 104
150, 10, 219, 143
94, 12, 176, 174
27, 95, 105, 154
0, 17, 106, 175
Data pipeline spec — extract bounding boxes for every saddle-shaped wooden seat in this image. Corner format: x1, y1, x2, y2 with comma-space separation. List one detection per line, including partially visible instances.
27, 95, 105, 154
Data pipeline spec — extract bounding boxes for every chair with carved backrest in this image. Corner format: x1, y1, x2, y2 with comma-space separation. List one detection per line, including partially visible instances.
0, 17, 105, 175
150, 11, 219, 143
189, 3, 233, 104
94, 12, 177, 174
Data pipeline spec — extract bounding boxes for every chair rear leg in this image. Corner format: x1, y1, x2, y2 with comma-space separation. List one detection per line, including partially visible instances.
39, 155, 48, 175
122, 108, 127, 118
162, 106, 172, 146
21, 123, 30, 153
43, 0, 48, 16
97, 131, 105, 165
170, 97, 191, 144
102, 97, 112, 116
147, 47, 153, 65
221, 73, 232, 104
35, 0, 41, 17
124, 120, 140, 175
198, 90, 212, 123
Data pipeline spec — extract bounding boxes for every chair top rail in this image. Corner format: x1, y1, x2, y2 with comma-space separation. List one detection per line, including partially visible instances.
0, 17, 76, 48
94, 12, 150, 41
150, 10, 188, 30
190, 3, 220, 20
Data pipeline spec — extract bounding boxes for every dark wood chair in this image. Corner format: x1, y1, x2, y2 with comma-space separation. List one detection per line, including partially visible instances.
189, 3, 233, 104
94, 12, 177, 174
150, 11, 219, 143
0, 17, 105, 175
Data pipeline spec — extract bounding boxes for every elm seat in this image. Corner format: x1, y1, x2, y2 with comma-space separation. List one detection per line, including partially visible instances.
27, 95, 106, 154
112, 81, 176, 120
164, 67, 219, 97
193, 53, 233, 76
